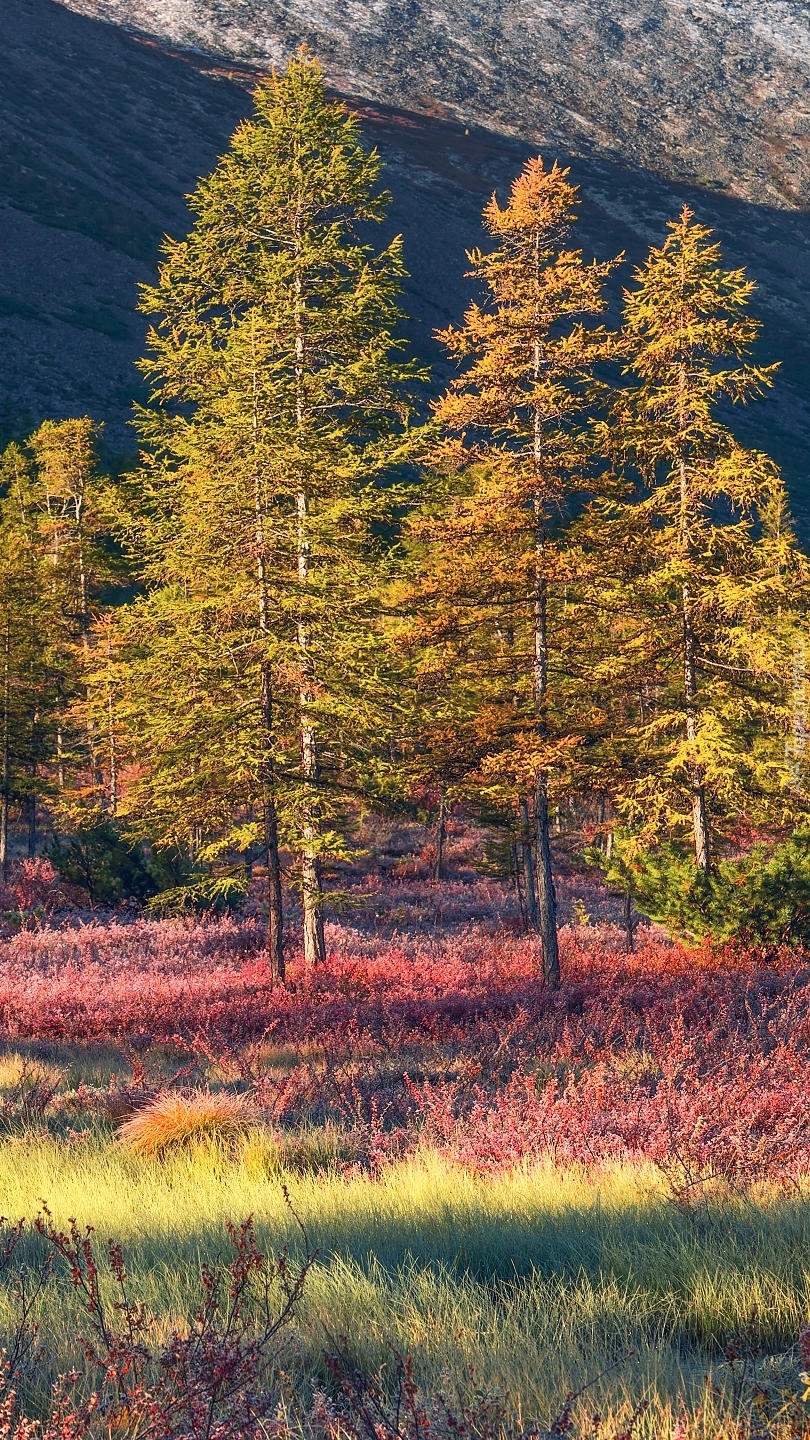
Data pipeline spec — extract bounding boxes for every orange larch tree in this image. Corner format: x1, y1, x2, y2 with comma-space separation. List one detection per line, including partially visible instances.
421, 157, 619, 983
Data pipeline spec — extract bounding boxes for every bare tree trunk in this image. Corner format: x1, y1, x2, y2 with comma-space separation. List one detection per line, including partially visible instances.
679, 453, 710, 873
300, 834, 325, 963
294, 264, 325, 966
433, 791, 446, 883
107, 689, 118, 818
518, 796, 539, 930
56, 713, 65, 791
531, 265, 560, 986
262, 801, 285, 981
0, 617, 10, 883
252, 374, 285, 982
297, 492, 325, 965
532, 565, 560, 986
623, 889, 635, 952
511, 839, 527, 929
683, 595, 710, 871
534, 773, 560, 985
298, 686, 325, 961
260, 663, 285, 983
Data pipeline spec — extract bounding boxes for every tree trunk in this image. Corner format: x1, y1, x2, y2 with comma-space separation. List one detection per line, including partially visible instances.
253, 421, 285, 981
534, 776, 560, 985
0, 617, 10, 883
531, 286, 560, 986
511, 840, 527, 929
623, 889, 635, 952
55, 686, 65, 792
433, 791, 446, 883
679, 453, 710, 873
532, 561, 560, 986
300, 850, 325, 965
296, 492, 325, 967
263, 793, 285, 983
107, 687, 118, 818
518, 796, 539, 930
260, 662, 285, 982
251, 385, 286, 981
299, 718, 325, 965
293, 260, 325, 966
682, 592, 710, 872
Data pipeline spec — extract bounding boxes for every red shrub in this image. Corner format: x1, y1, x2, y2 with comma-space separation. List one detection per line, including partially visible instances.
0, 887, 809, 1191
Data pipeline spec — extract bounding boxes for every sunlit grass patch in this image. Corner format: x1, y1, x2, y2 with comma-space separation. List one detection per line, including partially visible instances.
1, 1136, 810, 1423
0, 1051, 64, 1092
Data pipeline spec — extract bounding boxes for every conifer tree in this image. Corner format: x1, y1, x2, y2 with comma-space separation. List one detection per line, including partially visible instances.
0, 421, 115, 864
420, 158, 616, 983
590, 208, 808, 867
29, 419, 115, 815
0, 445, 52, 875
122, 54, 420, 973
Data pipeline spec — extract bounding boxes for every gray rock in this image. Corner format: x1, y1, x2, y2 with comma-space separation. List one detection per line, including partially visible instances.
56, 0, 810, 206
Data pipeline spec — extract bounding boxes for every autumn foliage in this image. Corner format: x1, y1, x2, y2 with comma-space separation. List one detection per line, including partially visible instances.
1, 881, 809, 1195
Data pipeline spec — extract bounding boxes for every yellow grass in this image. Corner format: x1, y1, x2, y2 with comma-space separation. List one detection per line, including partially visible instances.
1, 1136, 810, 1426
0, 1051, 63, 1091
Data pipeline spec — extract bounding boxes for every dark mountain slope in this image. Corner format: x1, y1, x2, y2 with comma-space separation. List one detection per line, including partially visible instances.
0, 0, 248, 445
1, 0, 809, 524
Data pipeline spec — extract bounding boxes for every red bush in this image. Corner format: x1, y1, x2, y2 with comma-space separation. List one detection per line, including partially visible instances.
1, 894, 809, 1191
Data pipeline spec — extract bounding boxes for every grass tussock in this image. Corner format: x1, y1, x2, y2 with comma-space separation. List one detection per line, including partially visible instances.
117, 1090, 256, 1155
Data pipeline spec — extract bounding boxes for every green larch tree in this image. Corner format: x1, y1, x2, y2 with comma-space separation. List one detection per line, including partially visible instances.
0, 444, 53, 874
0, 420, 116, 866
589, 208, 809, 867
121, 53, 421, 974
29, 418, 116, 818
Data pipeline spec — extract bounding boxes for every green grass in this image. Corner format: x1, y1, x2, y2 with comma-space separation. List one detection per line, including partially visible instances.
2, 1134, 809, 1423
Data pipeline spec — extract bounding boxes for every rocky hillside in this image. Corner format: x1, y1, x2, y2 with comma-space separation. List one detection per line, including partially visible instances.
1, 0, 810, 524
58, 0, 810, 208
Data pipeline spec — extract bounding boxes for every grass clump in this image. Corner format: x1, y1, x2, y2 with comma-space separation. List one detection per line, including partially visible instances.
117, 1090, 255, 1155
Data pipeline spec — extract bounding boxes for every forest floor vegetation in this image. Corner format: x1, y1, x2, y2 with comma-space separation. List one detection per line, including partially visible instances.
0, 828, 809, 1439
